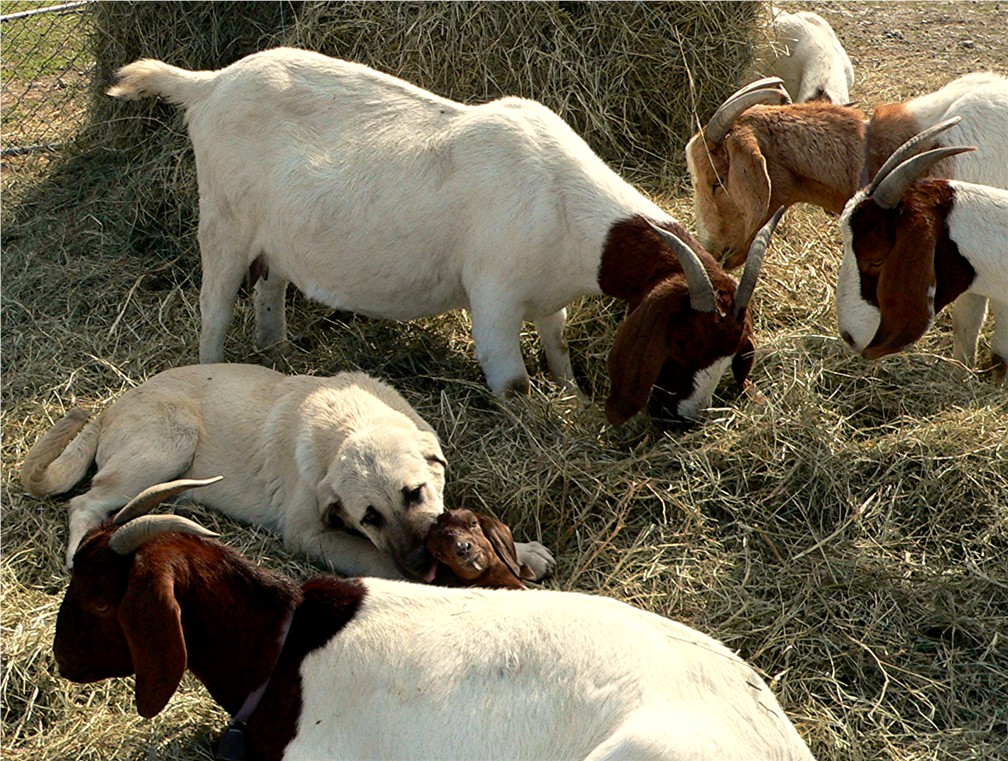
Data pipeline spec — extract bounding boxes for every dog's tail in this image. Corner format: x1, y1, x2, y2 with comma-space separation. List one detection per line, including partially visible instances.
21, 409, 101, 496
106, 58, 216, 109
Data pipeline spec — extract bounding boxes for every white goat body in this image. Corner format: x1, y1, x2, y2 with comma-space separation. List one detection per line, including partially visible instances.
764, 6, 854, 104
108, 48, 674, 401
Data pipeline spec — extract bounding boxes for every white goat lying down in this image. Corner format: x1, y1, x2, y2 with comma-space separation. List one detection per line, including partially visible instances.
763, 5, 854, 104
107, 47, 779, 424
837, 119, 1008, 379
54, 479, 816, 761
21, 364, 553, 578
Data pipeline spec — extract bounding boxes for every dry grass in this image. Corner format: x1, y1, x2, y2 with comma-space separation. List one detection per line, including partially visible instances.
2, 2, 1008, 761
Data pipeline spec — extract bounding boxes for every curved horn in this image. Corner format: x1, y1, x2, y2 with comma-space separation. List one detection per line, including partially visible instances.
867, 116, 961, 194
112, 476, 224, 525
648, 222, 716, 313
871, 146, 976, 209
705, 81, 790, 144
734, 206, 785, 318
109, 514, 219, 555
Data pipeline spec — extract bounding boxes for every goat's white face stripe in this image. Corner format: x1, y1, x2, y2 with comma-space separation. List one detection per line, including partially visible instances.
836, 204, 879, 352
677, 356, 732, 420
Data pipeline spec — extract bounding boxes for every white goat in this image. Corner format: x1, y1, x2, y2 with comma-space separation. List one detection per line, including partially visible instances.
108, 47, 778, 424
55, 478, 816, 761
837, 120, 1008, 380
763, 6, 854, 104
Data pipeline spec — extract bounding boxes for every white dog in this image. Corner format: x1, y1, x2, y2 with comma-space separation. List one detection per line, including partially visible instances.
22, 364, 553, 579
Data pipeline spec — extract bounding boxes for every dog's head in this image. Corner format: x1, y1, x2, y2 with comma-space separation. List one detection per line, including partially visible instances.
317, 424, 447, 580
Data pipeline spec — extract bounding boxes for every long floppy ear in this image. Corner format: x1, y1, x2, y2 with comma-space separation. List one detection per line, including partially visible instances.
724, 131, 771, 247
732, 332, 755, 390
118, 569, 186, 718
605, 289, 681, 426
865, 221, 937, 357
416, 431, 447, 485
477, 515, 523, 580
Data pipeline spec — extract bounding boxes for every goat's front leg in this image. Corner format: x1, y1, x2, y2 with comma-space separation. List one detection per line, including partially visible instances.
469, 296, 531, 397
950, 291, 988, 368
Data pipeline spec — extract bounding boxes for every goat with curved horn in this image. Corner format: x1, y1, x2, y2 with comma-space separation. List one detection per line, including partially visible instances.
647, 224, 716, 313
113, 476, 224, 525
110, 514, 219, 556
871, 145, 977, 209
734, 206, 786, 318
703, 78, 791, 145
866, 116, 962, 194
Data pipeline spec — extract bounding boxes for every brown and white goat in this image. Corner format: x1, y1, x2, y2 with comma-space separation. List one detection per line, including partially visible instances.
54, 478, 815, 761
108, 47, 779, 424
686, 71, 1008, 280
836, 121, 1008, 379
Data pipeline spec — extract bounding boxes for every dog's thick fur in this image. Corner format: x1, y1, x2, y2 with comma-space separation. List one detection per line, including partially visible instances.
22, 365, 460, 578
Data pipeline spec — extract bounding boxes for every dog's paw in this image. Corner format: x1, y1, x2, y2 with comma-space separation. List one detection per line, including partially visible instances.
514, 540, 555, 581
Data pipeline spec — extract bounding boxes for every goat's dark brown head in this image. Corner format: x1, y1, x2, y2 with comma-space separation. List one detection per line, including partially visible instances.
603, 208, 784, 424
53, 478, 222, 718
425, 508, 533, 589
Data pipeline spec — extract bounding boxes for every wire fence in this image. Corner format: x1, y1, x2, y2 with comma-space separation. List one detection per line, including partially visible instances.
1, 1, 95, 159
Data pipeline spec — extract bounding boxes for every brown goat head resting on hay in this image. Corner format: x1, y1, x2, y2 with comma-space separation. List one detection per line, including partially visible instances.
425, 508, 536, 590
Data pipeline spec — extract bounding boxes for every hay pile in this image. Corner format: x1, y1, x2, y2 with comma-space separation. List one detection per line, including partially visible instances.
2, 2, 1007, 761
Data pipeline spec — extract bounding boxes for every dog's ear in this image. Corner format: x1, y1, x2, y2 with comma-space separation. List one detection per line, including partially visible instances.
418, 431, 447, 468
477, 514, 523, 580
119, 568, 186, 718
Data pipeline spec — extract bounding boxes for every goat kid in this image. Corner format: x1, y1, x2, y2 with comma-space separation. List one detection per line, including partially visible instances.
425, 508, 535, 589
55, 478, 815, 761
20, 364, 550, 581
837, 119, 1008, 379
108, 47, 776, 423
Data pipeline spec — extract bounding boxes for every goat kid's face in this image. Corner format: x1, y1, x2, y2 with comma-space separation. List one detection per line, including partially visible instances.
686, 129, 772, 269
426, 509, 491, 580
837, 191, 939, 359
606, 279, 755, 425
318, 427, 447, 579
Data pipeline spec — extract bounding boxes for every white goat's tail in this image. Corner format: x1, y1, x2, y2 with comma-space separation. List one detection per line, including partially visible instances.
106, 58, 216, 108
21, 409, 101, 497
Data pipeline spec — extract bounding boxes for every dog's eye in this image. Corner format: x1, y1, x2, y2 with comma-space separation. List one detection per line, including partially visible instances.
93, 603, 110, 614
361, 506, 385, 529
470, 520, 479, 530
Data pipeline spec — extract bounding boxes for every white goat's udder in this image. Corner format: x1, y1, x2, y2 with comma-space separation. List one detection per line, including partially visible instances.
677, 356, 733, 419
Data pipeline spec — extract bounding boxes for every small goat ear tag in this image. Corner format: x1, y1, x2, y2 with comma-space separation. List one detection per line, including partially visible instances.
216, 721, 248, 761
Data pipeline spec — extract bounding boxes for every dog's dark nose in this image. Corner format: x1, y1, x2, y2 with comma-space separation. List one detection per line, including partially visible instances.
455, 540, 471, 556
